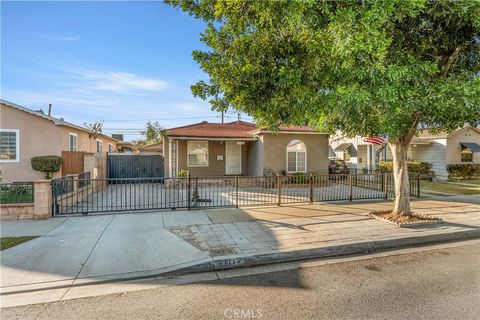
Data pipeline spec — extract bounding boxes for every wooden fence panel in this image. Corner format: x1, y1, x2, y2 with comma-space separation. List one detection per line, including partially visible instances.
61, 151, 85, 175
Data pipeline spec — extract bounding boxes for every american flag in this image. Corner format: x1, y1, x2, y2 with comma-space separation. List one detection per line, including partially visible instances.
363, 137, 385, 145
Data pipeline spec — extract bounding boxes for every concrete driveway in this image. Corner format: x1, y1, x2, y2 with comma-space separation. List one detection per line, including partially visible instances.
1, 211, 212, 289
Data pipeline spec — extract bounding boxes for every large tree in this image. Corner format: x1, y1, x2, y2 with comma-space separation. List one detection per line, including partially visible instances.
167, 0, 480, 215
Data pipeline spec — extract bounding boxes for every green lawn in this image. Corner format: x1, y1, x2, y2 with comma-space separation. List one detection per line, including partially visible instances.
0, 236, 38, 251
420, 181, 480, 196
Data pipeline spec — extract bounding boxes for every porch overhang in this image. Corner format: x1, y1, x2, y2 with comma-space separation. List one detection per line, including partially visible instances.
334, 143, 352, 152
167, 136, 257, 141
460, 142, 480, 152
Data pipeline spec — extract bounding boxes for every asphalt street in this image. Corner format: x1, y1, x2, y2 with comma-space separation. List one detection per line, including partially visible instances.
2, 243, 479, 320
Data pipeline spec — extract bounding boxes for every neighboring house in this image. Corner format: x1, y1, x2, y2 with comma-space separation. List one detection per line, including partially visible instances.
137, 142, 163, 155
162, 121, 329, 177
329, 133, 386, 170
384, 126, 480, 180
0, 99, 120, 183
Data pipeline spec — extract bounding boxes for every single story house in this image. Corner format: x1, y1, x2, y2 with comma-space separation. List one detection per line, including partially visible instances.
162, 121, 329, 177
330, 126, 480, 180
384, 126, 480, 180
0, 99, 120, 183
137, 142, 163, 155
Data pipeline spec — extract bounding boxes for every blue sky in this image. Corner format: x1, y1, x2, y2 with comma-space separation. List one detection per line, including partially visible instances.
1, 0, 252, 141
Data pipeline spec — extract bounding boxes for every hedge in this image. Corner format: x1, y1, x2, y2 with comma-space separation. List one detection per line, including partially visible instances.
446, 164, 480, 179
378, 160, 433, 180
31, 155, 62, 179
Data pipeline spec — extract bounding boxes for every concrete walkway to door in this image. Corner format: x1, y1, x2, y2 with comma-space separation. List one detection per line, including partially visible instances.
1, 198, 478, 307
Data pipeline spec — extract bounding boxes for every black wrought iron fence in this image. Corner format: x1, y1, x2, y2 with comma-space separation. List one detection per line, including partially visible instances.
0, 182, 34, 204
51, 173, 420, 216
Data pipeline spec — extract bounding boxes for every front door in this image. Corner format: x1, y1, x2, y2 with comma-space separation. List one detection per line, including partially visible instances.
226, 141, 242, 175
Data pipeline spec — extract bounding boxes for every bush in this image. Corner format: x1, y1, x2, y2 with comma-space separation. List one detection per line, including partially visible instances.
177, 169, 188, 178
378, 160, 433, 179
288, 172, 308, 184
446, 164, 480, 179
31, 155, 62, 179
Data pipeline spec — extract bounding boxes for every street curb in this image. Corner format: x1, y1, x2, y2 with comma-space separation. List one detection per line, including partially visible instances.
2, 229, 479, 296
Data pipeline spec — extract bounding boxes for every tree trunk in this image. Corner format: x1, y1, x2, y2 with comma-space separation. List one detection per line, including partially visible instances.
388, 140, 412, 215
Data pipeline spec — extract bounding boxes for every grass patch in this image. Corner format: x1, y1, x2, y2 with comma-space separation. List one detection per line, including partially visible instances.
420, 181, 480, 195
0, 236, 38, 251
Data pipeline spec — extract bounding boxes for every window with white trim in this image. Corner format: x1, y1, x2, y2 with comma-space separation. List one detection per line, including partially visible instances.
287, 140, 306, 172
0, 129, 19, 162
96, 140, 103, 153
69, 133, 77, 152
187, 141, 208, 167
108, 143, 114, 153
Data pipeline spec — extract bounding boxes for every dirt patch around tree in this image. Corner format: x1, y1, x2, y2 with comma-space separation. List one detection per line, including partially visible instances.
370, 210, 442, 227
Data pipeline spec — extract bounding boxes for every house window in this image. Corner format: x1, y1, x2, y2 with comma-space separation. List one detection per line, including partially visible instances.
96, 140, 103, 153
187, 141, 208, 167
461, 146, 473, 162
0, 129, 19, 162
108, 143, 114, 153
287, 140, 306, 173
69, 133, 77, 152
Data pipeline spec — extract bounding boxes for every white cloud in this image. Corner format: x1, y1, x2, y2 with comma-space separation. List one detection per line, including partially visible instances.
76, 70, 168, 93
47, 34, 81, 41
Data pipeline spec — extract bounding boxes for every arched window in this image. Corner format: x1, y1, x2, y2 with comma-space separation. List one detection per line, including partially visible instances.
287, 140, 306, 173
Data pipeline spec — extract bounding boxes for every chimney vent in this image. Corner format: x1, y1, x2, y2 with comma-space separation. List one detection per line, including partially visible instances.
48, 104, 52, 116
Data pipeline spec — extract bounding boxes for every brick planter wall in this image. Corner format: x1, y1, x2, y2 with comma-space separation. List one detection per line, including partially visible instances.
0, 203, 35, 220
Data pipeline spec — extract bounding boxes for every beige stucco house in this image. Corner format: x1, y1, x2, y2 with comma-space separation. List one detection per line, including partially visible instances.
330, 126, 480, 180
163, 121, 329, 177
0, 99, 120, 183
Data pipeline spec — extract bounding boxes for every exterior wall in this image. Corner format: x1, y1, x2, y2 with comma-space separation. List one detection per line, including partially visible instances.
0, 103, 118, 183
408, 140, 448, 180
357, 145, 368, 169
446, 127, 480, 164
176, 140, 249, 177
1, 105, 63, 182
247, 138, 264, 176
262, 133, 329, 174
0, 203, 34, 220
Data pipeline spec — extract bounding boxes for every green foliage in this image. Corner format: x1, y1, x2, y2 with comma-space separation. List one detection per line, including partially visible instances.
31, 156, 62, 179
0, 185, 34, 204
165, 0, 480, 137
446, 164, 480, 179
177, 169, 189, 178
145, 121, 163, 145
288, 172, 308, 184
378, 160, 433, 179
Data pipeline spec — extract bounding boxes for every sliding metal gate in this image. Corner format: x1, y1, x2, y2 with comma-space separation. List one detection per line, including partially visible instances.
51, 174, 420, 216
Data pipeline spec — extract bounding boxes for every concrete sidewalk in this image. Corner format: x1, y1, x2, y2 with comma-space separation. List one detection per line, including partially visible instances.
1, 199, 479, 306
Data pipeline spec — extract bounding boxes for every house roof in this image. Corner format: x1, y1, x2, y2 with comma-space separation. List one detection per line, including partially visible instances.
1, 99, 120, 142
165, 120, 324, 140
166, 121, 257, 139
138, 142, 163, 153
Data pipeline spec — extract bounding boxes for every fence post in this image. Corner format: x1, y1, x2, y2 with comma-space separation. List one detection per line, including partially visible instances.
235, 176, 239, 208
384, 174, 388, 199
349, 173, 353, 201
417, 173, 421, 198
187, 173, 191, 210
277, 175, 281, 206
309, 174, 313, 204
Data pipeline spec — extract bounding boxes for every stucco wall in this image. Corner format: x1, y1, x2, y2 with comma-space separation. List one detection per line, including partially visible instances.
0, 103, 118, 183
262, 133, 329, 174
175, 140, 249, 177
446, 127, 480, 164
247, 138, 264, 176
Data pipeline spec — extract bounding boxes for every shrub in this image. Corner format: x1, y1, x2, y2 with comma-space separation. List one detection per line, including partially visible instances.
446, 164, 480, 179
177, 169, 188, 178
31, 156, 62, 179
378, 160, 433, 179
288, 172, 308, 184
